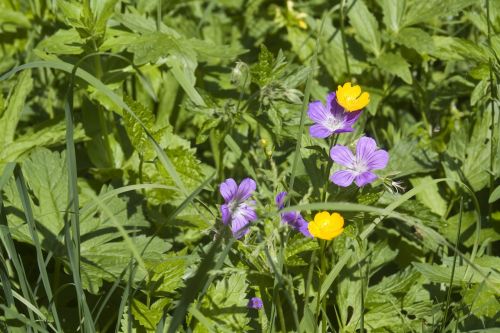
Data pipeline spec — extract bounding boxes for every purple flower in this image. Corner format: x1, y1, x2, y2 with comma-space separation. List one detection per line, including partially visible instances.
308, 92, 362, 139
330, 137, 389, 187
247, 297, 263, 310
220, 178, 257, 238
275, 192, 312, 238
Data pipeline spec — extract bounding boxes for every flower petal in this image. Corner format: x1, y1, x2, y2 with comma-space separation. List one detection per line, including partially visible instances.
231, 214, 251, 238
351, 92, 370, 111
239, 204, 257, 221
307, 101, 329, 122
354, 171, 378, 187
366, 149, 389, 170
330, 170, 356, 187
235, 178, 256, 201
310, 124, 333, 138
356, 137, 377, 163
308, 220, 320, 238
220, 178, 238, 202
329, 212, 344, 230
313, 211, 331, 224
343, 110, 362, 127
330, 145, 355, 167
221, 204, 231, 225
275, 191, 287, 210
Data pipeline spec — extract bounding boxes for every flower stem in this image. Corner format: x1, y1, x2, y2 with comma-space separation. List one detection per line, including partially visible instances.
276, 292, 287, 332
321, 135, 338, 201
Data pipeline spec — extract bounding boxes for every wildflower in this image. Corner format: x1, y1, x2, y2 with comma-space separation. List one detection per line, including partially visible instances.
330, 137, 389, 187
308, 92, 362, 138
308, 211, 344, 240
275, 192, 312, 237
220, 178, 257, 239
336, 82, 370, 112
247, 297, 263, 310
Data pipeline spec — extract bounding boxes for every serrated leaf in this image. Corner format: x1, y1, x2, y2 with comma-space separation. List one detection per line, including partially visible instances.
372, 52, 412, 84
409, 176, 447, 216
348, 0, 381, 56
0, 70, 33, 146
378, 0, 406, 33
393, 27, 435, 54
131, 298, 170, 331
150, 254, 187, 293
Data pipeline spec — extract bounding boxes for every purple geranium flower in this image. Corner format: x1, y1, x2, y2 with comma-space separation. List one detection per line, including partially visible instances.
220, 178, 257, 238
276, 191, 312, 238
330, 137, 389, 187
308, 92, 362, 139
247, 297, 263, 310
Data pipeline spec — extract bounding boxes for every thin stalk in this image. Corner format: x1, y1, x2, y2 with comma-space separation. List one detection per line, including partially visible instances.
315, 240, 327, 332
276, 292, 287, 332
322, 135, 338, 202
157, 0, 162, 32
340, 0, 351, 78
441, 197, 463, 331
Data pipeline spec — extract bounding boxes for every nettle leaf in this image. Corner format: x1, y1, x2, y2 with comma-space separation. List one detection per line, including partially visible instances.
413, 262, 500, 286
131, 298, 170, 331
463, 284, 500, 318
443, 107, 494, 192
34, 29, 84, 58
386, 139, 436, 177
196, 273, 249, 332
0, 70, 33, 147
392, 27, 435, 54
149, 253, 187, 294
403, 0, 477, 27
409, 176, 447, 216
285, 234, 319, 266
378, 0, 406, 33
127, 32, 209, 106
372, 52, 413, 84
348, 0, 381, 56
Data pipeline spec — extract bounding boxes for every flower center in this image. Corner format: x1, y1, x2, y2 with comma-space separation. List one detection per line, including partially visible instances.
323, 115, 343, 132
351, 158, 368, 175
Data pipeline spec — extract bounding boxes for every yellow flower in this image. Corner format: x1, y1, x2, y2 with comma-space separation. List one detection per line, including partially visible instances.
308, 211, 344, 240
336, 82, 370, 112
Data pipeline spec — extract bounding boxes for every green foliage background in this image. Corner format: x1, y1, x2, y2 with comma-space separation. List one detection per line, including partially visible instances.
0, 0, 499, 332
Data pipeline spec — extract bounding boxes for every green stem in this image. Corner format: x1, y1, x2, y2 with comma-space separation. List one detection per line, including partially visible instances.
315, 240, 327, 332
322, 135, 338, 202
340, 0, 351, 78
276, 292, 287, 332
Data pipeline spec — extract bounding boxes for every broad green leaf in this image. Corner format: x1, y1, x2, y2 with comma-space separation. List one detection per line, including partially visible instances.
0, 9, 30, 28
348, 0, 381, 56
410, 176, 447, 216
378, 0, 406, 33
196, 273, 249, 332
34, 29, 84, 57
413, 262, 500, 285
372, 52, 413, 84
489, 185, 500, 204
393, 27, 435, 54
463, 284, 500, 318
403, 0, 477, 27
430, 36, 489, 63
131, 298, 170, 331
149, 254, 187, 293
0, 70, 33, 146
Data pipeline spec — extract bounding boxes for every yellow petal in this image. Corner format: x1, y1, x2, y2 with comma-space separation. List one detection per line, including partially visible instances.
351, 92, 370, 111
349, 85, 361, 98
308, 221, 320, 238
314, 211, 331, 224
329, 212, 345, 229
323, 227, 344, 240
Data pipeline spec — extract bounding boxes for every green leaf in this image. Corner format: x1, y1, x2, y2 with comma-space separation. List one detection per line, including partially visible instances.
348, 0, 381, 56
372, 52, 413, 84
489, 186, 500, 204
463, 284, 500, 318
131, 298, 170, 331
393, 27, 435, 54
149, 254, 187, 293
378, 0, 406, 33
196, 273, 249, 332
34, 29, 84, 57
0, 70, 33, 146
409, 177, 447, 216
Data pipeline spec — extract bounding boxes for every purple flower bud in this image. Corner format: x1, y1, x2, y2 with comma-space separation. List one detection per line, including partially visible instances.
247, 297, 263, 310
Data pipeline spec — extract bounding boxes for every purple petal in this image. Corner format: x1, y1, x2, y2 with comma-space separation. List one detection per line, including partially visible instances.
247, 297, 263, 310
344, 110, 362, 127
281, 211, 299, 225
275, 191, 287, 210
307, 101, 330, 122
239, 204, 257, 221
309, 124, 333, 138
330, 145, 355, 167
355, 171, 378, 187
328, 92, 344, 118
297, 221, 312, 238
330, 170, 356, 187
235, 178, 256, 201
333, 127, 355, 134
231, 214, 251, 238
356, 137, 377, 163
366, 149, 389, 170
221, 204, 231, 225
220, 178, 238, 202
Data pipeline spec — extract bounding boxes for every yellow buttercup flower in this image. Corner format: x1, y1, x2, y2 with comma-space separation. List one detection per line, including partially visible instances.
336, 82, 370, 112
308, 211, 344, 240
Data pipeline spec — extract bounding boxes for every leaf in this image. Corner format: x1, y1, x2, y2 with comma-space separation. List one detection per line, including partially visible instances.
489, 186, 500, 204
409, 177, 447, 216
34, 29, 84, 57
403, 0, 477, 27
430, 36, 490, 63
0, 70, 33, 146
378, 0, 406, 33
463, 284, 500, 318
0, 9, 31, 28
196, 273, 249, 332
413, 262, 500, 286
131, 298, 170, 331
372, 52, 413, 84
393, 27, 435, 54
149, 254, 187, 293
348, 0, 381, 56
